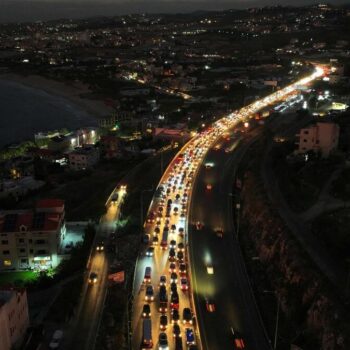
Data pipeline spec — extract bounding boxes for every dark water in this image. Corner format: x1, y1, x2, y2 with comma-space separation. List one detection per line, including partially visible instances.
0, 79, 97, 146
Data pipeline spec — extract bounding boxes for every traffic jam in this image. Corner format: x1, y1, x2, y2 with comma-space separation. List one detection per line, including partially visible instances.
136, 66, 325, 350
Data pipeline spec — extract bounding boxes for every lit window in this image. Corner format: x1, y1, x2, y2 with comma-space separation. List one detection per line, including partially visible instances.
4, 260, 11, 266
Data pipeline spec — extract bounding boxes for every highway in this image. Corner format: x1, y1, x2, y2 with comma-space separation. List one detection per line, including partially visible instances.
188, 131, 271, 350
68, 187, 126, 350
131, 66, 325, 350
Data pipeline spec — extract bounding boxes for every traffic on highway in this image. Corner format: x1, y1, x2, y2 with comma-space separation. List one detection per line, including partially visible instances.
131, 66, 326, 350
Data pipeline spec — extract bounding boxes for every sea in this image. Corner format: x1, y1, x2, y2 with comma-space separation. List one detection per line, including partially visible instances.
0, 79, 97, 147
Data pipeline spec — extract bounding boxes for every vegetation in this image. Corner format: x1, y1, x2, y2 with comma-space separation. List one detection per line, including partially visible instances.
312, 208, 350, 269
272, 142, 343, 211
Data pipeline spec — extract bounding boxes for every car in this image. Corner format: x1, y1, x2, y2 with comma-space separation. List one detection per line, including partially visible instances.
159, 275, 167, 286
171, 224, 176, 232
96, 241, 104, 251
175, 336, 183, 350
231, 328, 245, 349
171, 309, 180, 324
146, 247, 154, 257
179, 263, 186, 275
154, 227, 161, 234
49, 330, 63, 349
145, 285, 154, 301
180, 278, 188, 291
170, 272, 178, 283
88, 272, 98, 284
215, 228, 224, 238
178, 228, 184, 236
173, 207, 179, 214
152, 236, 159, 246
159, 332, 168, 350
177, 251, 184, 262
160, 315, 168, 330
147, 211, 156, 223
169, 248, 176, 261
144, 266, 152, 283
142, 304, 151, 317
205, 299, 215, 312
171, 291, 179, 309
170, 282, 177, 294
207, 265, 214, 274
195, 222, 203, 230
170, 240, 177, 249
183, 308, 193, 324
185, 328, 195, 345
177, 242, 185, 252
173, 324, 181, 338
169, 263, 176, 273
206, 184, 212, 190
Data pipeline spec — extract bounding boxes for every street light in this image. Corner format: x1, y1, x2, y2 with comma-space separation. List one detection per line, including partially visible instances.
263, 290, 280, 350
140, 188, 153, 227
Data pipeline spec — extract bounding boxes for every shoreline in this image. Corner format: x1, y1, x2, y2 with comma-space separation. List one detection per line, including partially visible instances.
0, 73, 114, 119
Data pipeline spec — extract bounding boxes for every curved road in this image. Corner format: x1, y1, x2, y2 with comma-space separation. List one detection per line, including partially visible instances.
188, 132, 271, 350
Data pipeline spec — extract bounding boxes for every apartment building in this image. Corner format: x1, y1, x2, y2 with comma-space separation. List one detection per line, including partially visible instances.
68, 146, 99, 171
0, 199, 66, 271
296, 122, 339, 158
0, 288, 29, 350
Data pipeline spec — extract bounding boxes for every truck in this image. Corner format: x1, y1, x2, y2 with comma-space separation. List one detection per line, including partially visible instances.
160, 229, 168, 250
159, 285, 168, 313
141, 319, 153, 349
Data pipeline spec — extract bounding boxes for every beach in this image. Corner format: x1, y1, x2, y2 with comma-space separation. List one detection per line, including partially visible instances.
0, 74, 114, 146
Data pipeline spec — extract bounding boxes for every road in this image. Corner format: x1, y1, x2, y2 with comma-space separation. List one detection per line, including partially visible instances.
68, 187, 126, 350
131, 66, 325, 350
188, 131, 271, 350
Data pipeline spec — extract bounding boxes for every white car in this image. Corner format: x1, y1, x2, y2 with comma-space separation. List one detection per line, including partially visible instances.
207, 265, 214, 275
49, 330, 63, 349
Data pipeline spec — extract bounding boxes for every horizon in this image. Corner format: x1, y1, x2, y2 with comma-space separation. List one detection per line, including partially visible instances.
1, 0, 350, 24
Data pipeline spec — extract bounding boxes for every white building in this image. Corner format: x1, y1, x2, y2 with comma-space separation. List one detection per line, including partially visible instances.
0, 199, 66, 271
296, 122, 339, 158
0, 288, 29, 350
68, 146, 99, 171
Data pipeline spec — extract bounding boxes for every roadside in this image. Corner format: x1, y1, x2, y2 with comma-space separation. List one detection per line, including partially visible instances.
234, 114, 350, 349
95, 147, 178, 350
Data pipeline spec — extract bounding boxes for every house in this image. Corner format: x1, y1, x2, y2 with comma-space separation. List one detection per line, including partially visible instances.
296, 122, 339, 157
0, 199, 66, 271
100, 134, 121, 159
0, 288, 29, 350
68, 146, 99, 171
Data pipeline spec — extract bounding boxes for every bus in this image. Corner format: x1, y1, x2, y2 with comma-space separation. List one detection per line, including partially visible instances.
141, 319, 153, 349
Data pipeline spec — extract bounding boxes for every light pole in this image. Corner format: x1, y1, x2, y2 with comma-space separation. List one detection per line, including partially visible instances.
263, 290, 280, 350
229, 192, 241, 242
140, 188, 153, 228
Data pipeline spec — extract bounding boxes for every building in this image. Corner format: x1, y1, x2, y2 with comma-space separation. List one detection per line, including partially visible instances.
0, 199, 66, 271
296, 122, 339, 157
68, 146, 99, 171
0, 288, 29, 350
48, 135, 71, 152
152, 127, 191, 144
100, 134, 121, 159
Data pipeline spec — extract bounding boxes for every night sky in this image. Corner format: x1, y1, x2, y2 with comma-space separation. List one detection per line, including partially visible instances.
0, 0, 349, 23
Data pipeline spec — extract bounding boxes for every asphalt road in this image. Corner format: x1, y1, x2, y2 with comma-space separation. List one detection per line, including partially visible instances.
188, 132, 272, 350
131, 148, 200, 350
68, 189, 125, 350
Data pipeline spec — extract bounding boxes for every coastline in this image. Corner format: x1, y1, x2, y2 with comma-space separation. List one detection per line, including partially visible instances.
0, 73, 114, 119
